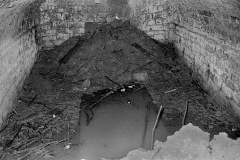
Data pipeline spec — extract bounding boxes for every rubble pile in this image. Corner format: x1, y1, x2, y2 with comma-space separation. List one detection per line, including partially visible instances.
58, 20, 172, 92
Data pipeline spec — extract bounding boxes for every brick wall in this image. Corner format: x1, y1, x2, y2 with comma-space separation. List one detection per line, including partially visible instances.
135, 0, 240, 115
129, 0, 175, 42
38, 0, 132, 49
0, 0, 40, 127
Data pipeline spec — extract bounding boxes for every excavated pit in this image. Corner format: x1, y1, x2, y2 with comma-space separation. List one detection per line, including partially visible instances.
0, 21, 240, 160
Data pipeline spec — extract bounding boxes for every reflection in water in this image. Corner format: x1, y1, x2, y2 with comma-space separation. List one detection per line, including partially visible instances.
47, 89, 177, 160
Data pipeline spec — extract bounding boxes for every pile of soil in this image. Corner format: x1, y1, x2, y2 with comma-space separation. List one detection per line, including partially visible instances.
58, 21, 170, 91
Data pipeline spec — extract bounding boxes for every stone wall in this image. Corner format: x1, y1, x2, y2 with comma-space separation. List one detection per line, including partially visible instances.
39, 0, 132, 49
0, 0, 40, 127
171, 0, 240, 115
129, 0, 175, 42
38, 0, 172, 49
136, 0, 240, 115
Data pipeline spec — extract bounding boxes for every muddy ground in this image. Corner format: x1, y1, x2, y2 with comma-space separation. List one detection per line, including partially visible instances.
0, 22, 240, 160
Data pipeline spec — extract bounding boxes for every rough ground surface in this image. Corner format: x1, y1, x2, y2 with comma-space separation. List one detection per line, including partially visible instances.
0, 21, 240, 159
119, 124, 240, 160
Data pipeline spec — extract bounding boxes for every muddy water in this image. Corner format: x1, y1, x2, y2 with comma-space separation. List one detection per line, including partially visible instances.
46, 89, 179, 160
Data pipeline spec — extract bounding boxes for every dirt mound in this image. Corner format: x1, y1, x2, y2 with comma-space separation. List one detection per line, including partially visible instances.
59, 22, 169, 91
